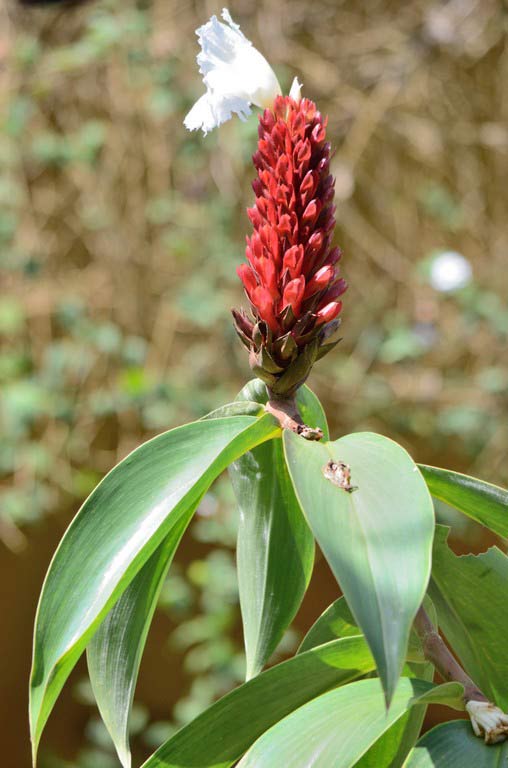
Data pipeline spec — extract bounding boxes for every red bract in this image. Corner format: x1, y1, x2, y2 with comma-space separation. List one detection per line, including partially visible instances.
232, 94, 346, 396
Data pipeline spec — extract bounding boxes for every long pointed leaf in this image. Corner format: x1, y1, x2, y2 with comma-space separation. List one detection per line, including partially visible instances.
30, 414, 278, 760
141, 635, 375, 768
86, 517, 190, 768
85, 393, 274, 765
404, 720, 508, 767
230, 380, 326, 678
232, 438, 315, 679
419, 464, 508, 539
429, 525, 508, 710
283, 431, 435, 704
237, 678, 463, 768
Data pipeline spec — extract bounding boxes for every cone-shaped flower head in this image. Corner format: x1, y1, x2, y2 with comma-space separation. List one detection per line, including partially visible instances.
233, 93, 346, 396
184, 9, 281, 135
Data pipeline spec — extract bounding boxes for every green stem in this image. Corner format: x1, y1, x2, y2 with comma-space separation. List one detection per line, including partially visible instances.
265, 391, 323, 441
414, 605, 487, 704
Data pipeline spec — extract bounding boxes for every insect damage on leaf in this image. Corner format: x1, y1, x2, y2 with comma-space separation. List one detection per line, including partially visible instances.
323, 460, 358, 493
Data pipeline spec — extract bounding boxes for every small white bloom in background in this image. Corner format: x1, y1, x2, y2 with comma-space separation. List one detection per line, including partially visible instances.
184, 8, 281, 135
429, 250, 472, 293
466, 700, 508, 744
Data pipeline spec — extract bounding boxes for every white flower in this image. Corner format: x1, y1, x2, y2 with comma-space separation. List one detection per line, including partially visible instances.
429, 250, 472, 293
184, 9, 282, 135
466, 700, 508, 744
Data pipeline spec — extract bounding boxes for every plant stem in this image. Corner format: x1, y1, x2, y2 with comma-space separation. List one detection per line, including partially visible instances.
265, 392, 323, 441
414, 605, 487, 703
415, 605, 508, 742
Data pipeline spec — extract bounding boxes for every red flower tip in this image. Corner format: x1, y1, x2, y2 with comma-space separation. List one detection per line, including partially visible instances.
316, 301, 343, 325
304, 265, 336, 298
282, 276, 305, 315
237, 263, 257, 297
252, 285, 278, 332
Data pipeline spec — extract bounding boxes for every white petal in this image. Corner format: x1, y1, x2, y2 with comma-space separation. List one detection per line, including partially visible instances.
184, 91, 252, 135
289, 77, 303, 102
184, 93, 217, 134
185, 8, 281, 134
220, 8, 247, 41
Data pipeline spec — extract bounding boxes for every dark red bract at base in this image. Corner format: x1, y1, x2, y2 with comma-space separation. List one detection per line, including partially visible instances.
232, 94, 346, 397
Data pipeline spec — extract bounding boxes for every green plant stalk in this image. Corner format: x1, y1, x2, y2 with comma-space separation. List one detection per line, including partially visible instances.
414, 605, 487, 704
414, 605, 508, 743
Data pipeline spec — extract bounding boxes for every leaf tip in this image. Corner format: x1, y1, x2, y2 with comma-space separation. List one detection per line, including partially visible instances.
380, 660, 402, 713
118, 747, 132, 768
29, 687, 41, 768
382, 680, 395, 712
30, 733, 39, 768
244, 659, 261, 682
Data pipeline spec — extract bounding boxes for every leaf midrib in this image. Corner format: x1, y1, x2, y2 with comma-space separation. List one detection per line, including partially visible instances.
324, 439, 394, 697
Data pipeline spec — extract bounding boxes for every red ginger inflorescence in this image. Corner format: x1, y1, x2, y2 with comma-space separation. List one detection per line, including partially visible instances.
232, 94, 347, 397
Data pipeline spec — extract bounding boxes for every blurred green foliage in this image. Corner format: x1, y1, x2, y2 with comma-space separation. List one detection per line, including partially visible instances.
2, 0, 508, 764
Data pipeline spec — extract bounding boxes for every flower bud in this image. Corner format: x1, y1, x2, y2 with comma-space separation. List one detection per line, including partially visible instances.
316, 301, 343, 325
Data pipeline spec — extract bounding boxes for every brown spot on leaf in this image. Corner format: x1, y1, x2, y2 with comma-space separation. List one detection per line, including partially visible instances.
322, 460, 358, 493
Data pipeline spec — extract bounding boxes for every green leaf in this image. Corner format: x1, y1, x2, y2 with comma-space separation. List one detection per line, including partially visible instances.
294, 384, 330, 441
412, 680, 463, 710
284, 431, 435, 704
202, 401, 265, 420
141, 635, 375, 768
355, 661, 435, 768
429, 525, 508, 710
298, 595, 436, 664
230, 380, 327, 679
404, 720, 508, 767
87, 522, 189, 768
231, 439, 315, 679
237, 678, 463, 768
419, 464, 508, 539
30, 414, 278, 761
298, 596, 363, 653
85, 394, 274, 768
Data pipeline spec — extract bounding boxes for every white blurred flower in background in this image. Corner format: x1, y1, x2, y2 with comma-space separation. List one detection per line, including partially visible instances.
184, 8, 281, 135
429, 250, 472, 292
